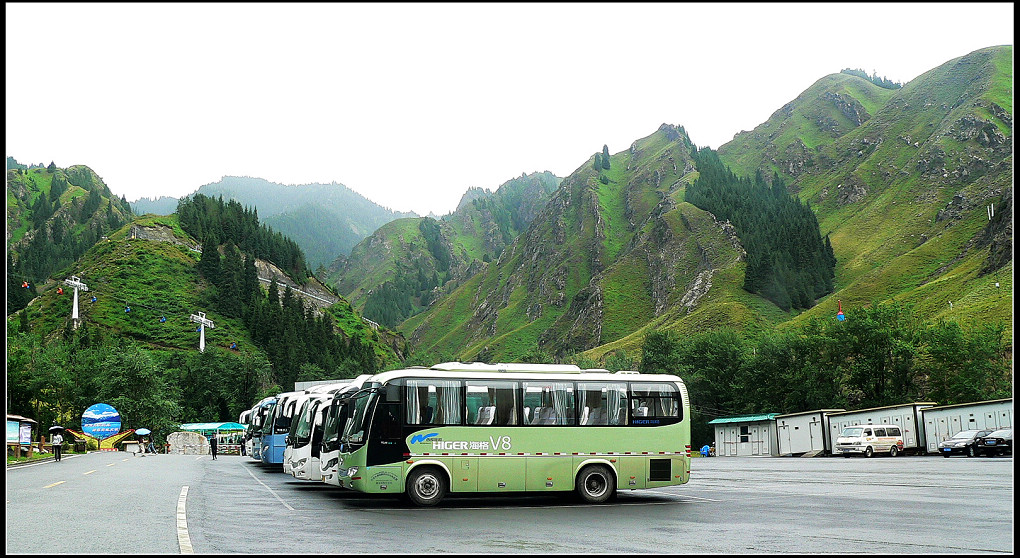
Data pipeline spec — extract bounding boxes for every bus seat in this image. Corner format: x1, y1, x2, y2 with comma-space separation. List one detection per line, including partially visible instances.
539, 406, 557, 425
614, 407, 627, 425
422, 406, 434, 424
476, 406, 495, 425
587, 408, 606, 425
634, 406, 649, 417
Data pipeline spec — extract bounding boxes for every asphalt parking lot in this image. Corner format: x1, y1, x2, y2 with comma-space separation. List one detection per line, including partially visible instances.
5, 451, 1013, 554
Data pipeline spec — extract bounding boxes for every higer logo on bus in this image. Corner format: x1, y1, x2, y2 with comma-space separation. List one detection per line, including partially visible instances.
410, 433, 439, 444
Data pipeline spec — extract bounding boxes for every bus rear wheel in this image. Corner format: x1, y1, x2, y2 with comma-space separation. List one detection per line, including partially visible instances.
406, 467, 447, 507
576, 464, 615, 504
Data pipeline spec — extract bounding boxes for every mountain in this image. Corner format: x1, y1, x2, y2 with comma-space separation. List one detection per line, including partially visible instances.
7, 162, 134, 314
130, 176, 418, 269
401, 125, 756, 361
11, 208, 405, 378
130, 195, 179, 215
717, 44, 1013, 333
326, 171, 561, 328
399, 46, 1013, 362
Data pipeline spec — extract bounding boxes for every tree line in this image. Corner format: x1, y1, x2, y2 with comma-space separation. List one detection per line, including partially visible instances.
840, 68, 903, 89
6, 319, 277, 447
185, 197, 380, 392
638, 301, 1012, 445
685, 146, 836, 310
176, 193, 310, 283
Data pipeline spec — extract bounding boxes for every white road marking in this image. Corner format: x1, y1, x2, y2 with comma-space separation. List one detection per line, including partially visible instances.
245, 466, 295, 510
177, 486, 193, 554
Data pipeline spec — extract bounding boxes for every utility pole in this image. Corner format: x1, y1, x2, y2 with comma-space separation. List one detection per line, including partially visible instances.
190, 311, 215, 352
64, 275, 89, 329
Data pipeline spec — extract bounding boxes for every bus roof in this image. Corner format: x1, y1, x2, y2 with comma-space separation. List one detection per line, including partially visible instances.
366, 363, 682, 385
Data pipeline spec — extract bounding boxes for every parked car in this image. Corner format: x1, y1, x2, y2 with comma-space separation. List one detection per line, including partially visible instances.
835, 425, 905, 457
973, 428, 1012, 457
937, 429, 995, 457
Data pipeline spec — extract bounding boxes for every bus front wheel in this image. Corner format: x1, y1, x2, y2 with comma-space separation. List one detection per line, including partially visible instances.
406, 467, 447, 507
576, 464, 615, 504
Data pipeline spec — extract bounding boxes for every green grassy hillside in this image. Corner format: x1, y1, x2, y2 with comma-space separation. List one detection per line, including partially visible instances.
403, 125, 780, 361
720, 45, 1013, 339
403, 46, 1012, 363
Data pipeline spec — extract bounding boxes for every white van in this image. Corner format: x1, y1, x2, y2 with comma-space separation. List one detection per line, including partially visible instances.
835, 424, 905, 457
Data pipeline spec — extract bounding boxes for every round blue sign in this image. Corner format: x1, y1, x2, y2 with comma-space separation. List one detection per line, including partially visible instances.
82, 403, 122, 439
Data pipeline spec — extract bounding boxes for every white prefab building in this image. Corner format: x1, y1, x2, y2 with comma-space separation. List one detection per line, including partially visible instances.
775, 409, 845, 456
920, 398, 1013, 454
826, 403, 935, 454
709, 413, 780, 457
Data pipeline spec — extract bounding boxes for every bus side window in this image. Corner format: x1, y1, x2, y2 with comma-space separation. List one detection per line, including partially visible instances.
577, 382, 627, 425
466, 381, 518, 426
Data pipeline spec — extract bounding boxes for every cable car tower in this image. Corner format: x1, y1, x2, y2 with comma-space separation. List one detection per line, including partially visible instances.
64, 275, 89, 329
190, 311, 215, 352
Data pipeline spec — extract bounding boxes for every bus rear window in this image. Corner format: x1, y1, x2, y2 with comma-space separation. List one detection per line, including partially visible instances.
630, 383, 680, 421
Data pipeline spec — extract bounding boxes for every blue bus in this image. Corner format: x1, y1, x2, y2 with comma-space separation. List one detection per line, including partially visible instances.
260, 391, 303, 466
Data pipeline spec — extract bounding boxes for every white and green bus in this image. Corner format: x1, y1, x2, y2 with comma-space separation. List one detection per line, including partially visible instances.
336, 362, 691, 506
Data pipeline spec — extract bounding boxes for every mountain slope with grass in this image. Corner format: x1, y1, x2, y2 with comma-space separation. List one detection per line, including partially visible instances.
7, 161, 134, 314
400, 46, 1012, 363
326, 171, 561, 328
401, 125, 778, 362
718, 45, 1013, 337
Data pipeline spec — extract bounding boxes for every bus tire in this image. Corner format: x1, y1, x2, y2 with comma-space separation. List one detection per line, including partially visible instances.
889, 445, 898, 457
406, 467, 446, 507
576, 464, 615, 504
864, 446, 874, 458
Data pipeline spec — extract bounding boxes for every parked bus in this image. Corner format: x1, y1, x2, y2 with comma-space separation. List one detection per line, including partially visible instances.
247, 397, 276, 461
320, 378, 373, 486
335, 362, 691, 506
286, 377, 371, 481
261, 391, 306, 466
284, 384, 349, 476
276, 383, 352, 471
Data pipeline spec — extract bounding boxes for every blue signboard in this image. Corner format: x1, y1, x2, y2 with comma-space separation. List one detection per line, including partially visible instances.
82, 403, 122, 439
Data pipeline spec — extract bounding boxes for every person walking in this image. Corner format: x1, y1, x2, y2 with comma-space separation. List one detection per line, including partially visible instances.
210, 434, 218, 460
52, 432, 63, 462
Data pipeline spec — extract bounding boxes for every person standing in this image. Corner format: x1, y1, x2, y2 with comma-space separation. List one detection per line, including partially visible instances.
210, 434, 218, 460
52, 432, 63, 462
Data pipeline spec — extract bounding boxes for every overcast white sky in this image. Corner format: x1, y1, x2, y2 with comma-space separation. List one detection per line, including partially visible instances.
6, 3, 1014, 216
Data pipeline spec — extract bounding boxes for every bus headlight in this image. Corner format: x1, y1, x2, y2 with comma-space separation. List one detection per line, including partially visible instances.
346, 466, 358, 478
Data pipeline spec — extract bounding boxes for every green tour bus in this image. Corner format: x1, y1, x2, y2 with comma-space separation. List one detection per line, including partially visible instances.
335, 362, 691, 506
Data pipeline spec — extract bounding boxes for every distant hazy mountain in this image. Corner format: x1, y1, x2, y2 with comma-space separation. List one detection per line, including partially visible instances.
132, 176, 417, 268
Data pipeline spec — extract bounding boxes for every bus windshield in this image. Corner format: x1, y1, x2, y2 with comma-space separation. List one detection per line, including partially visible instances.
293, 399, 315, 445
322, 397, 348, 452
341, 390, 377, 445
